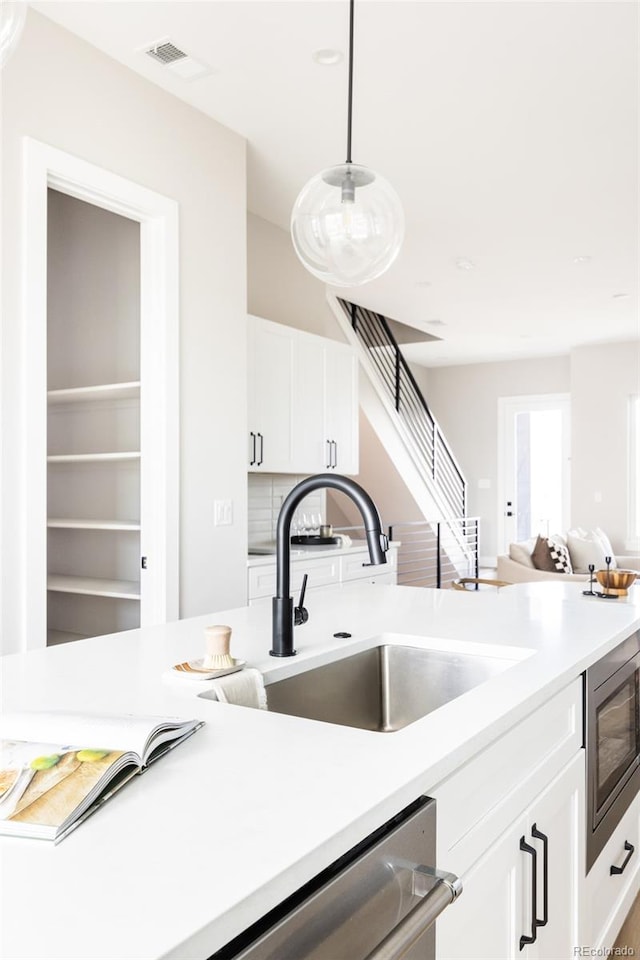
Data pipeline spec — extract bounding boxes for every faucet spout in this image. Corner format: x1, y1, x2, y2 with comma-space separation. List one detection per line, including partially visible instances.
271, 474, 388, 657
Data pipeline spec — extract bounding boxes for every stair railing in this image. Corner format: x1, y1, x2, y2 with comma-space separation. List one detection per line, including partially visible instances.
337, 298, 467, 520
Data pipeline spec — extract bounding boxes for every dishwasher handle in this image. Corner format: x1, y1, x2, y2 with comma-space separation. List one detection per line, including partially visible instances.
363, 867, 462, 960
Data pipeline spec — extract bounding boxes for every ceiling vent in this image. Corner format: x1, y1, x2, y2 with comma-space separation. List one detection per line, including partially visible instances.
146, 41, 187, 66
143, 39, 212, 81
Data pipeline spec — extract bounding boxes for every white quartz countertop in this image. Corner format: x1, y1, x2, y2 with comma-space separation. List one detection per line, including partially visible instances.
1, 582, 639, 960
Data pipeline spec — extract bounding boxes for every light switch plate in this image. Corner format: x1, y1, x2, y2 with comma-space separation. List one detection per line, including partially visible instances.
214, 499, 233, 526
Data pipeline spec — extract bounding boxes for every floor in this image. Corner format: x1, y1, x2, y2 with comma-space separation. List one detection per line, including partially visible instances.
614, 891, 640, 952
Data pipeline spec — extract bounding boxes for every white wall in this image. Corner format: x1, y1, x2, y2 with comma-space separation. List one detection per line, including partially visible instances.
248, 213, 344, 341
409, 346, 640, 558
571, 340, 640, 549
1, 11, 248, 652
414, 356, 570, 559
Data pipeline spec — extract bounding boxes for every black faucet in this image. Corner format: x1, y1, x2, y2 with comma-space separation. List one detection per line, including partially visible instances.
271, 474, 389, 657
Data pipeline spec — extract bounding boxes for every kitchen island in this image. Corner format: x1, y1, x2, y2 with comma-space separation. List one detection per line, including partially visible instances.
1, 582, 639, 960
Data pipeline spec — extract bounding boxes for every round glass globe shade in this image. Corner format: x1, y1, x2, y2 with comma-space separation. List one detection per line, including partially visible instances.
290, 163, 404, 287
0, 2, 27, 69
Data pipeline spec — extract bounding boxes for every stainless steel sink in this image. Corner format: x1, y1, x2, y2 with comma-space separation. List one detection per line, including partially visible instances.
263, 643, 521, 732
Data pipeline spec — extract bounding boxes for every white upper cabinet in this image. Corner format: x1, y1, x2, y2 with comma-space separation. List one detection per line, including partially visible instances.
247, 315, 295, 471
248, 316, 359, 475
323, 344, 359, 475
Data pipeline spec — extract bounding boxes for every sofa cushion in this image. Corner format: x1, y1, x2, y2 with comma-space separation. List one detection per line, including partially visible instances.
532, 535, 573, 573
567, 529, 617, 573
509, 538, 536, 568
594, 527, 617, 566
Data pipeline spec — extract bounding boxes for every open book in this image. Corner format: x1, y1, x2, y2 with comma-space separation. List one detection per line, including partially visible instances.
0, 711, 203, 843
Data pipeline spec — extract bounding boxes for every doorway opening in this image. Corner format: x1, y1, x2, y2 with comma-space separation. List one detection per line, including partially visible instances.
498, 394, 571, 553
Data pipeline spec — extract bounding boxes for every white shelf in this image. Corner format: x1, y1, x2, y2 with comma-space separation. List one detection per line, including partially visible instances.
47, 629, 89, 646
47, 575, 141, 600
47, 452, 141, 463
47, 381, 141, 404
47, 518, 141, 531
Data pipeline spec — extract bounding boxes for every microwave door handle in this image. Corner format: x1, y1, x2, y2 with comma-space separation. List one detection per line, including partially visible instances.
362, 867, 462, 960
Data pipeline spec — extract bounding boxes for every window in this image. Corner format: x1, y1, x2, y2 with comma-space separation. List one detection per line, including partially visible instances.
629, 395, 640, 549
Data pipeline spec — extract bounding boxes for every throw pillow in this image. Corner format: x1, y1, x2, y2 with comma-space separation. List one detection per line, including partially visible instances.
531, 535, 557, 572
567, 531, 606, 574
509, 539, 536, 568
531, 535, 573, 574
594, 527, 617, 568
567, 530, 617, 573
548, 540, 573, 574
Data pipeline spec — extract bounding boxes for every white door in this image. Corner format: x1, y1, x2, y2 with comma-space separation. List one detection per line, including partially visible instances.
22, 140, 179, 649
498, 395, 571, 552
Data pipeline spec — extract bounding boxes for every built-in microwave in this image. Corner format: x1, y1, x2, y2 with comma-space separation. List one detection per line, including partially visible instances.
585, 629, 640, 871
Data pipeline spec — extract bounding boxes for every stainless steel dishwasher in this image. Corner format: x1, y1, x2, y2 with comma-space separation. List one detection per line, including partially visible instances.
210, 797, 461, 960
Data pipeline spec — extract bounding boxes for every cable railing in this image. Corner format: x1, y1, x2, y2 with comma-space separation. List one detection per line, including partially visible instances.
334, 518, 480, 589
337, 298, 466, 520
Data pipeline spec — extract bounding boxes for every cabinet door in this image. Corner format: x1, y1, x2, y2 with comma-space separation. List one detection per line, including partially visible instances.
437, 816, 526, 960
525, 752, 584, 959
247, 316, 295, 472
292, 335, 326, 473
324, 344, 359, 475
437, 753, 584, 960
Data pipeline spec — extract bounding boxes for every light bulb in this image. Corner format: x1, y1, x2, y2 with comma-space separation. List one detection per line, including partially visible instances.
291, 163, 404, 286
0, 1, 26, 69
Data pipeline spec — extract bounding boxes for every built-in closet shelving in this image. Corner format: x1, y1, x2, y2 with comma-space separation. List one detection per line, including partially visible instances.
46, 189, 142, 645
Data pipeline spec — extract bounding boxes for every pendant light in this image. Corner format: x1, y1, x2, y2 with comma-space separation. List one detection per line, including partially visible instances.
290, 0, 404, 287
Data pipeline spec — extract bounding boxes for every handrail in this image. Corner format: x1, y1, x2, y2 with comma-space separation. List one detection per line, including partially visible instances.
338, 298, 467, 520
334, 518, 480, 589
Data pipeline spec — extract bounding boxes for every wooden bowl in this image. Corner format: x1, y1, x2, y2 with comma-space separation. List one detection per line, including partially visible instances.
595, 568, 637, 596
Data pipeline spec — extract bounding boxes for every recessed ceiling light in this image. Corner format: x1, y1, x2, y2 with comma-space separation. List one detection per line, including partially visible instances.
612, 292, 629, 300
573, 255, 592, 264
312, 48, 343, 66
455, 258, 476, 271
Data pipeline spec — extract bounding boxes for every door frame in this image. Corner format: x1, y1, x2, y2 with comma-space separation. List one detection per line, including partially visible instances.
497, 393, 571, 555
21, 138, 179, 649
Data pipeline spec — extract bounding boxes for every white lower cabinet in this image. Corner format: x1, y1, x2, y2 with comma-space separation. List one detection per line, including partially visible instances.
247, 546, 398, 603
583, 790, 640, 949
437, 753, 583, 959
434, 681, 584, 960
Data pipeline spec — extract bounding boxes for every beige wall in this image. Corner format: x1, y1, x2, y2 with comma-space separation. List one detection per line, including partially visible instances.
247, 213, 344, 341
412, 357, 571, 559
408, 345, 640, 558
571, 341, 640, 548
1, 11, 248, 650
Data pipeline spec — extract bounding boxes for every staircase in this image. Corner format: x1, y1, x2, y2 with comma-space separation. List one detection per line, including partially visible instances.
329, 295, 474, 582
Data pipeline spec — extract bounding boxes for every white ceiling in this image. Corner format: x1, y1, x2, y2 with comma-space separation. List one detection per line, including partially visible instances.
30, 0, 639, 366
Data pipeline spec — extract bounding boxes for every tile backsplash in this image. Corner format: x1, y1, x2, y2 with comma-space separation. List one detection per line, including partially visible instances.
248, 474, 327, 547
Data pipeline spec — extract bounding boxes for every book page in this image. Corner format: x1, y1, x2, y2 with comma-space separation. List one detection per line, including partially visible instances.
0, 712, 187, 759
0, 739, 128, 833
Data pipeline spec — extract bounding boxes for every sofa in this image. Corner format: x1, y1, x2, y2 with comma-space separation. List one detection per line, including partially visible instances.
496, 528, 640, 584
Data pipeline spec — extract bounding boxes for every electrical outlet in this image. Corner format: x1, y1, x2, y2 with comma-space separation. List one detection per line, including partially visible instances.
214, 499, 233, 526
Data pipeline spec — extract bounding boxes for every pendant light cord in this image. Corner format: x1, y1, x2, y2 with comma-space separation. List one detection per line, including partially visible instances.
346, 0, 355, 164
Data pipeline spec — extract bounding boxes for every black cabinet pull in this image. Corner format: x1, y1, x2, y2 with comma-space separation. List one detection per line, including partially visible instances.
326, 439, 332, 469
531, 824, 548, 928
332, 440, 338, 468
249, 431, 256, 466
519, 836, 538, 950
611, 841, 635, 876
257, 432, 264, 466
